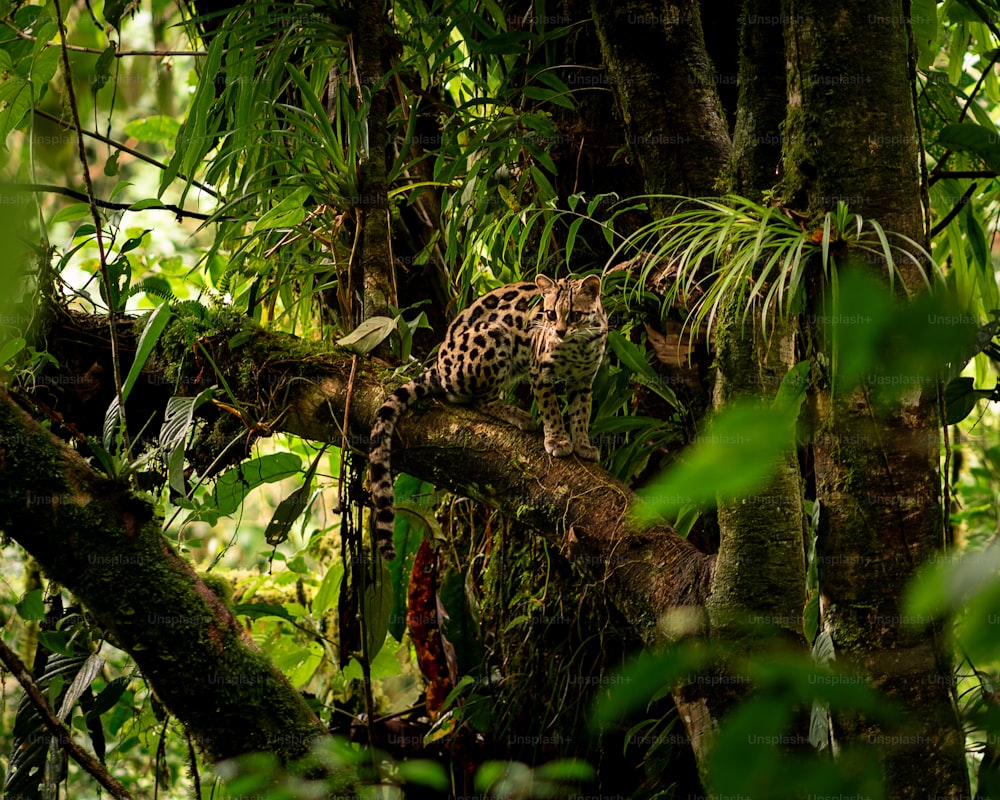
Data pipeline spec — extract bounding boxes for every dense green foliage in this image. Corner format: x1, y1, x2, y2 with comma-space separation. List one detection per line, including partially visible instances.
3, 0, 1000, 797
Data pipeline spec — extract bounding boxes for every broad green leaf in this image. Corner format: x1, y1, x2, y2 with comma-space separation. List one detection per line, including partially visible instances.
103, 303, 172, 450
388, 476, 438, 639
29, 45, 60, 89
439, 567, 484, 673
50, 203, 93, 225
252, 185, 312, 233
774, 360, 810, 411
911, 0, 939, 70
361, 558, 394, 662
534, 759, 596, 783
37, 630, 73, 657
15, 589, 44, 621
904, 545, 1000, 662
124, 115, 181, 145
92, 44, 117, 91
103, 0, 129, 30
0, 75, 31, 143
943, 376, 991, 424
263, 449, 324, 546
213, 452, 303, 516
395, 759, 450, 790
964, 204, 989, 270
336, 316, 398, 354
312, 561, 344, 617
233, 601, 298, 623
276, 640, 323, 688
262, 482, 316, 547
590, 644, 716, 727
87, 677, 129, 720
634, 398, 799, 519
0, 337, 25, 367
522, 84, 573, 109
607, 330, 656, 378
936, 122, 1000, 172
905, 545, 1000, 619
129, 198, 166, 211
826, 268, 976, 396
121, 302, 171, 403
160, 387, 215, 449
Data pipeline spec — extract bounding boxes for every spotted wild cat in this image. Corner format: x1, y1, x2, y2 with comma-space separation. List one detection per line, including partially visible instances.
368, 274, 608, 559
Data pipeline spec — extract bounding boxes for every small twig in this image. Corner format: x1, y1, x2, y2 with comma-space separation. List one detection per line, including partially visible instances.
53, 0, 127, 449
335, 354, 360, 513
7, 25, 206, 56
929, 182, 977, 239
0, 183, 224, 221
32, 108, 222, 200
0, 638, 135, 799
929, 170, 998, 183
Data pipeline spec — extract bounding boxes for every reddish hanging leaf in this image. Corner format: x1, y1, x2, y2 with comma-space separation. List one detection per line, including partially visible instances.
406, 539, 452, 719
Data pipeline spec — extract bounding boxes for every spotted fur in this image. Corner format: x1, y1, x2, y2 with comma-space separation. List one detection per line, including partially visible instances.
368, 274, 608, 559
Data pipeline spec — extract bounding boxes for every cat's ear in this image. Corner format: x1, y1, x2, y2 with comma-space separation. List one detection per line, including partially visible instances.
579, 275, 602, 298
535, 275, 555, 292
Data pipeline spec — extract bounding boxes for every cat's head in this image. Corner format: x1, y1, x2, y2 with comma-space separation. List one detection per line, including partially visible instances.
535, 275, 605, 339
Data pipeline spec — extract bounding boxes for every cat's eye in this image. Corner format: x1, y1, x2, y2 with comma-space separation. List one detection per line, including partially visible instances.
568, 311, 584, 323
545, 310, 557, 321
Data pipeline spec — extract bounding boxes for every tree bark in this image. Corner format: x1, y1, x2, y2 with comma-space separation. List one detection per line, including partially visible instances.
707, 316, 806, 644
696, 0, 808, 723
353, 0, 394, 328
589, 0, 731, 206
728, 0, 786, 196
781, 2, 969, 796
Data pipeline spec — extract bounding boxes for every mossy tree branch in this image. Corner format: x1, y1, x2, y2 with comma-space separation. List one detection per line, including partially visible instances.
42, 310, 714, 637
0, 391, 326, 764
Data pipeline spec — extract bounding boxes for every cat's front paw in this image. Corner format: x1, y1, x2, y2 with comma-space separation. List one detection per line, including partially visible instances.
544, 436, 574, 457
573, 440, 600, 461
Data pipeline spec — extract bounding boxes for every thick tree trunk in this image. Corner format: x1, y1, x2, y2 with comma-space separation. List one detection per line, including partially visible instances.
707, 316, 806, 644
728, 0, 786, 196
712, 1, 807, 649
781, 2, 969, 795
709, 0, 808, 651
353, 0, 394, 328
589, 0, 731, 204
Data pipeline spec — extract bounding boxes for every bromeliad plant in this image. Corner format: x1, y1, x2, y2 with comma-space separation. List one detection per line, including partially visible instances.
607, 196, 943, 339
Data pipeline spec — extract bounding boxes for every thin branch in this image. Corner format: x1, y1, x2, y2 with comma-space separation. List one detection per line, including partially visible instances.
0, 638, 135, 800
8, 28, 205, 56
930, 182, 977, 238
929, 170, 998, 183
0, 183, 227, 222
32, 108, 222, 200
53, 0, 128, 449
